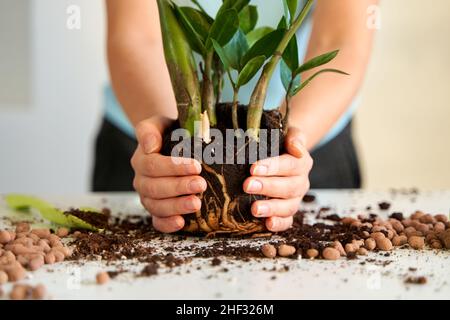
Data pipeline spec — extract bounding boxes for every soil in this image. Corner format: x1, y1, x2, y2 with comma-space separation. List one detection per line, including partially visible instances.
405, 276, 427, 284
65, 208, 110, 229
161, 103, 284, 235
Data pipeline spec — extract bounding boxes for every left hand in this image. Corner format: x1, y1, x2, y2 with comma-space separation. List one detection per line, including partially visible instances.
243, 127, 313, 232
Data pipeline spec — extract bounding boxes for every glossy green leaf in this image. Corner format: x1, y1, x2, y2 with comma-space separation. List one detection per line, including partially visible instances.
5, 194, 100, 231
219, 0, 251, 14
206, 9, 239, 49
288, 0, 299, 20
293, 68, 349, 95
239, 5, 258, 34
179, 7, 211, 40
246, 27, 274, 47
282, 34, 299, 72
223, 29, 249, 70
237, 55, 266, 87
212, 39, 231, 71
280, 59, 300, 96
283, 0, 299, 25
277, 16, 288, 29
294, 50, 339, 76
173, 4, 207, 55
190, 0, 214, 22
241, 29, 285, 67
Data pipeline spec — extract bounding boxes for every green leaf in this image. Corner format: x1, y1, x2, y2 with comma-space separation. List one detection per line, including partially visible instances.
241, 29, 285, 67
287, 0, 299, 20
219, 0, 251, 14
280, 59, 301, 96
190, 0, 214, 23
212, 39, 231, 71
277, 16, 288, 29
5, 194, 101, 231
282, 0, 290, 25
223, 29, 249, 70
246, 27, 274, 47
237, 55, 266, 87
173, 4, 208, 55
283, 0, 299, 25
282, 34, 299, 72
239, 5, 258, 34
293, 68, 349, 95
206, 9, 239, 50
294, 50, 340, 76
179, 7, 211, 40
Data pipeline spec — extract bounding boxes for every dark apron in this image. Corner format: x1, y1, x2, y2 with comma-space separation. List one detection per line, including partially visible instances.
92, 118, 361, 191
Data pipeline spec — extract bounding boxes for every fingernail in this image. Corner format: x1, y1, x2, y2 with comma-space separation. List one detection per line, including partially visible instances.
269, 218, 279, 230
246, 179, 263, 193
188, 179, 206, 193
255, 204, 270, 217
252, 165, 268, 176
143, 134, 157, 154
185, 197, 200, 211
291, 139, 303, 157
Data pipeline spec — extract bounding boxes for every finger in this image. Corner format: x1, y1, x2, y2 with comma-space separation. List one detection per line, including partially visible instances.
151, 215, 185, 233
250, 154, 304, 177
135, 175, 207, 199
244, 176, 308, 199
251, 197, 300, 218
285, 126, 307, 159
266, 216, 293, 232
132, 152, 202, 177
141, 195, 201, 218
135, 116, 173, 154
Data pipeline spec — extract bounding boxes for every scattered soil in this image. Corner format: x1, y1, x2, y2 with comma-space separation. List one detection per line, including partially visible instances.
405, 276, 427, 285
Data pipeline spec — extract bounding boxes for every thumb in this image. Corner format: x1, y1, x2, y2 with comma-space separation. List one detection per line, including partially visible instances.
285, 126, 307, 159
135, 116, 173, 154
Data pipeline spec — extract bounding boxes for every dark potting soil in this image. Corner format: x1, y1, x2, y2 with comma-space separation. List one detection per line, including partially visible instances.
161, 103, 284, 234
65, 208, 110, 229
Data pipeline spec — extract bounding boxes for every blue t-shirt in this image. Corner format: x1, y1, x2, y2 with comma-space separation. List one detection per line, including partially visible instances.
104, 0, 358, 148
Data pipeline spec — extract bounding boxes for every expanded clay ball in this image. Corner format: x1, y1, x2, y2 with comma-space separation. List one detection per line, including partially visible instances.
438, 229, 450, 249
322, 247, 340, 260
15, 223, 30, 233
376, 238, 393, 251
261, 244, 276, 258
56, 228, 69, 238
364, 238, 376, 251
96, 271, 110, 285
278, 244, 296, 257
0, 231, 11, 244
31, 284, 46, 300
333, 241, 346, 256
306, 249, 319, 259
9, 284, 29, 300
392, 235, 408, 246
408, 236, 425, 250
0, 270, 8, 284
357, 248, 368, 256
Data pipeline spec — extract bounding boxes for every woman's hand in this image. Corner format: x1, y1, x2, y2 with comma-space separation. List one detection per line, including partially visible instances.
244, 127, 313, 232
131, 116, 207, 233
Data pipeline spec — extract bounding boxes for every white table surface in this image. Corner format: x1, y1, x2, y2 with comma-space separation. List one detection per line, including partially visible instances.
0, 190, 449, 300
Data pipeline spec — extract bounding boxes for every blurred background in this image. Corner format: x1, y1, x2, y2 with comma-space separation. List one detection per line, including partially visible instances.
0, 0, 449, 193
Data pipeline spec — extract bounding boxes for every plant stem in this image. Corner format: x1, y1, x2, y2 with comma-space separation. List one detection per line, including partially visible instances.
232, 88, 239, 131
202, 51, 217, 126
157, 0, 201, 135
247, 0, 313, 140
282, 81, 293, 136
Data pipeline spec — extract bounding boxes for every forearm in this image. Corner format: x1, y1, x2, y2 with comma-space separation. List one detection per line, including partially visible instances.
286, 0, 377, 150
107, 37, 177, 127
288, 43, 370, 150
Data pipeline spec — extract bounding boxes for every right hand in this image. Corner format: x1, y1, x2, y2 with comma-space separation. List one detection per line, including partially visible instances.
131, 116, 206, 233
